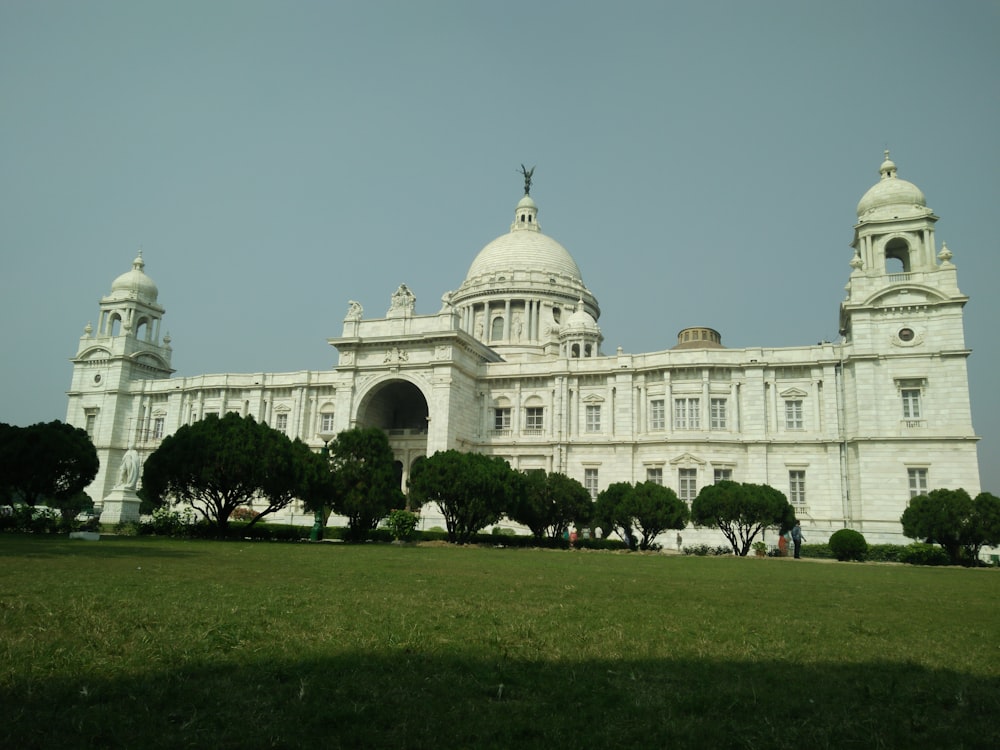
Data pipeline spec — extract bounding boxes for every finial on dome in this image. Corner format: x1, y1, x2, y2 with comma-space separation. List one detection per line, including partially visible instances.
519, 164, 535, 195
879, 150, 897, 180
938, 242, 953, 265
133, 247, 145, 271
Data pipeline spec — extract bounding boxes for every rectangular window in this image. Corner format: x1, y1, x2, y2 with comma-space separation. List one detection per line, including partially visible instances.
584, 468, 599, 500
908, 468, 928, 498
901, 389, 921, 419
585, 404, 601, 433
710, 398, 727, 429
525, 407, 544, 433
646, 467, 663, 485
679, 468, 697, 502
785, 400, 803, 430
320, 413, 336, 433
673, 398, 700, 429
650, 399, 665, 430
714, 468, 732, 483
789, 470, 806, 506
152, 417, 165, 440
275, 413, 288, 433
493, 408, 511, 432
84, 413, 97, 438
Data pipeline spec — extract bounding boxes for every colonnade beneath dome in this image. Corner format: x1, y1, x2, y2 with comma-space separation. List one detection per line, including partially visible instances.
458, 298, 551, 345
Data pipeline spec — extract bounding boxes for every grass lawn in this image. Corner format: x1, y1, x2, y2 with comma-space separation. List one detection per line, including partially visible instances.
1, 535, 998, 749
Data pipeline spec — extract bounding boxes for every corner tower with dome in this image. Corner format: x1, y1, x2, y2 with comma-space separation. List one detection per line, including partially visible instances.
66, 251, 173, 520
66, 155, 981, 544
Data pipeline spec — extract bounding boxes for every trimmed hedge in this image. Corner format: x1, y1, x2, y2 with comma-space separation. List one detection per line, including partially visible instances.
899, 542, 951, 566
829, 529, 868, 561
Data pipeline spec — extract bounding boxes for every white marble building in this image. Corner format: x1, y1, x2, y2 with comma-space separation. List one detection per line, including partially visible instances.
67, 154, 981, 543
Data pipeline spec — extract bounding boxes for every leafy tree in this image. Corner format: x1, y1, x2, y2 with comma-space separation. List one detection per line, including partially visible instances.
968, 492, 1000, 562
900, 488, 1000, 565
620, 481, 689, 551
691, 481, 794, 556
322, 427, 404, 541
0, 421, 99, 512
595, 481, 638, 548
408, 450, 516, 544
140, 413, 315, 530
53, 490, 95, 526
508, 470, 593, 539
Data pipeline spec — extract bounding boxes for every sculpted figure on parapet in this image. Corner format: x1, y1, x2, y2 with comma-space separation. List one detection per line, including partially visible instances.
345, 300, 363, 320
387, 284, 416, 317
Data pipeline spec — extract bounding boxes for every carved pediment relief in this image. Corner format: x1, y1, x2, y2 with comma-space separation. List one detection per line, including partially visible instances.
582, 393, 605, 404
669, 452, 706, 467
151, 408, 167, 417
866, 285, 947, 309
79, 347, 111, 362
132, 352, 169, 369
273, 403, 292, 413
779, 387, 809, 399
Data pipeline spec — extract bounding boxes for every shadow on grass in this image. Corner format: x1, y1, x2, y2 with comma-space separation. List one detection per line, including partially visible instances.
4, 652, 998, 749
0, 535, 205, 559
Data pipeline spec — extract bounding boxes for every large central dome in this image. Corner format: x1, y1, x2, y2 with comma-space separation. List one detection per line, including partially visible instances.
448, 187, 600, 361
464, 195, 582, 282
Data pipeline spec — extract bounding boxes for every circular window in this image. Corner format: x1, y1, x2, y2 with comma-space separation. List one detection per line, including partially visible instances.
93, 373, 102, 384
898, 328, 915, 342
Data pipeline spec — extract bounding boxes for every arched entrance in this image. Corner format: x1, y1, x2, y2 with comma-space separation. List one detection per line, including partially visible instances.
355, 379, 429, 494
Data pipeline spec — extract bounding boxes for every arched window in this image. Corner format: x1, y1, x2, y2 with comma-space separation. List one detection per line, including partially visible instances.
571, 343, 580, 358
884, 237, 911, 273
109, 313, 122, 337
491, 316, 505, 340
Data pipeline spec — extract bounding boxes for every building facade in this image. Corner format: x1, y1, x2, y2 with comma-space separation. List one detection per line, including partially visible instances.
67, 154, 981, 542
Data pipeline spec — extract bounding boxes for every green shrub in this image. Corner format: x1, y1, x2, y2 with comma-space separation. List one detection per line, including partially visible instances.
145, 506, 197, 536
386, 509, 419, 541
114, 520, 141, 536
230, 506, 259, 522
573, 537, 628, 551
899, 542, 951, 566
684, 544, 711, 556
414, 528, 449, 543
866, 544, 907, 563
829, 528, 868, 561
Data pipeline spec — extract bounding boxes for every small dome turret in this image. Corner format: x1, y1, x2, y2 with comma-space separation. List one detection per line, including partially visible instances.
110, 251, 159, 302
856, 151, 929, 220
563, 301, 600, 332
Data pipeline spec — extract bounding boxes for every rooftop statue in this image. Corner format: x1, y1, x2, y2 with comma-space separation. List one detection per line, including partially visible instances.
519, 164, 535, 195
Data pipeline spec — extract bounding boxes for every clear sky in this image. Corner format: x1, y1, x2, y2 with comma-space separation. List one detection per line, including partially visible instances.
2, 1, 998, 492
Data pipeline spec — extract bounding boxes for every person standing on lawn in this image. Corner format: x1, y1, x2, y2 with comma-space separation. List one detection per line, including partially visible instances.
791, 520, 805, 559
